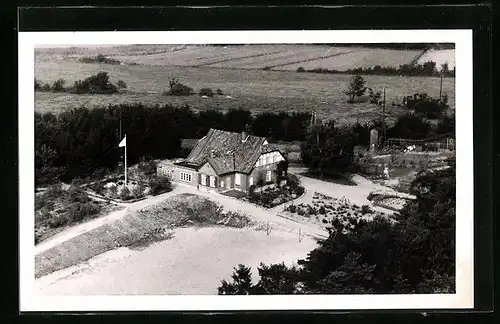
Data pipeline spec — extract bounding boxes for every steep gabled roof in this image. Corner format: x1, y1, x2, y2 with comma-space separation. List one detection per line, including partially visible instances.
184, 128, 281, 175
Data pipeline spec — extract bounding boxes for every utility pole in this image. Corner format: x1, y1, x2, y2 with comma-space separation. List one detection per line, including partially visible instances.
381, 86, 387, 147
439, 71, 443, 100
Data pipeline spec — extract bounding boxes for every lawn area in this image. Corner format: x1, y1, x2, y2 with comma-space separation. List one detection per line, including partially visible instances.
35, 193, 254, 278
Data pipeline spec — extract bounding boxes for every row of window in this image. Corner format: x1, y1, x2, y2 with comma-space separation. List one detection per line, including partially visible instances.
185, 170, 272, 187
255, 151, 284, 167
180, 171, 192, 182
200, 174, 216, 187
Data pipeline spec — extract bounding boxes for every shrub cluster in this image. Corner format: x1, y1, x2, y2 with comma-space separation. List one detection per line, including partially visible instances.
79, 54, 122, 65
35, 72, 120, 95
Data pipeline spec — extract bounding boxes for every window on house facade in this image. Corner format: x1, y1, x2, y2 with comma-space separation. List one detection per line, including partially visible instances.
266, 154, 272, 165
220, 180, 224, 188
266, 170, 272, 182
201, 174, 206, 186
249, 176, 253, 186
210, 176, 216, 187
235, 173, 241, 185
180, 171, 192, 182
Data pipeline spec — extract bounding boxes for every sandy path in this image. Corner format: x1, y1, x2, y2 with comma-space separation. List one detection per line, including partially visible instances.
36, 170, 396, 255
36, 227, 317, 295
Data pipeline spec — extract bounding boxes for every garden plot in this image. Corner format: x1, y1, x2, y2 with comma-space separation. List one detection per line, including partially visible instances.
280, 191, 395, 230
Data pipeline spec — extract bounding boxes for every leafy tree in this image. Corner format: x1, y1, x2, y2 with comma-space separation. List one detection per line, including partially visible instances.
219, 160, 456, 294
301, 124, 356, 177
68, 72, 118, 94
387, 113, 432, 139
274, 159, 289, 186
368, 88, 382, 106
51, 78, 66, 92
403, 93, 448, 119
343, 74, 367, 103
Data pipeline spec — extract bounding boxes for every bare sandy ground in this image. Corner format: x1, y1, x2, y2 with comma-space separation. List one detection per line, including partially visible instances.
36, 227, 317, 296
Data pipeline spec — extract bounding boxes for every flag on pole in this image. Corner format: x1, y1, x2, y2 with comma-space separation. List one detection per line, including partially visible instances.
118, 136, 126, 147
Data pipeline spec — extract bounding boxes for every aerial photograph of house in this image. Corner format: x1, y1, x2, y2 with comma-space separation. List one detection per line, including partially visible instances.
158, 128, 286, 195
31, 38, 459, 301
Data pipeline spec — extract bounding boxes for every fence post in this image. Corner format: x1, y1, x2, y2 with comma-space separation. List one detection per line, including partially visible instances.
299, 228, 302, 242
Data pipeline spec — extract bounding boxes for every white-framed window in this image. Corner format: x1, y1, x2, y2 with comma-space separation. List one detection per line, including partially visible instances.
180, 171, 192, 182
249, 176, 254, 186
220, 180, 224, 188
210, 176, 216, 187
201, 174, 207, 186
266, 170, 272, 182
235, 173, 241, 185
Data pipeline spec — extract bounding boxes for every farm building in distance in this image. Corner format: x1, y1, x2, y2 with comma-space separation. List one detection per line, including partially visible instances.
157, 128, 286, 195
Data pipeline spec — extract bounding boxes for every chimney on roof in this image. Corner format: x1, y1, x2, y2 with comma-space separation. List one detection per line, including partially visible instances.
242, 124, 250, 142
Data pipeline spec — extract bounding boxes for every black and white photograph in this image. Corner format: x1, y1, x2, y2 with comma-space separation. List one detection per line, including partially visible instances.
19, 30, 473, 311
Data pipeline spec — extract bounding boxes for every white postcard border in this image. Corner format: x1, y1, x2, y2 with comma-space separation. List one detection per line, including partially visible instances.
19, 30, 473, 312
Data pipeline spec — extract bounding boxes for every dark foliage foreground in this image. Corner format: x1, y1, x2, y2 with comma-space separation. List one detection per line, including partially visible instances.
218, 160, 455, 294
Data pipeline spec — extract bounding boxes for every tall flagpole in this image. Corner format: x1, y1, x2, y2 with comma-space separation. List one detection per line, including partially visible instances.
124, 134, 127, 187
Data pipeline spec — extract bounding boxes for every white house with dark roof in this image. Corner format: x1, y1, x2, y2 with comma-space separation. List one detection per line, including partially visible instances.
158, 128, 286, 194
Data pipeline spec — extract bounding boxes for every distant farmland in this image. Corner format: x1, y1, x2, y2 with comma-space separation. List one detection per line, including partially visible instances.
34, 53, 455, 124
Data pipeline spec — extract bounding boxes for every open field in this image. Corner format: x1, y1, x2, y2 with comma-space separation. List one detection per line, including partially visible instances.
273, 48, 423, 71
417, 49, 455, 70
36, 226, 316, 295
34, 57, 455, 123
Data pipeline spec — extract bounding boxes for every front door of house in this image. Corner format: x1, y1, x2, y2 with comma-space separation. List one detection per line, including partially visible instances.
226, 176, 231, 189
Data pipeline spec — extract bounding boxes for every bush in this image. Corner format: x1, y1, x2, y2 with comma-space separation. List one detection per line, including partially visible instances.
132, 183, 145, 198
319, 206, 326, 214
117, 80, 127, 89
68, 72, 119, 94
68, 187, 91, 203
149, 176, 172, 196
163, 78, 194, 96
288, 205, 297, 213
41, 83, 51, 92
120, 187, 132, 201
48, 214, 69, 228
216, 88, 224, 95
199, 88, 215, 97
66, 202, 100, 222
297, 208, 305, 216
296, 67, 306, 73
361, 205, 372, 215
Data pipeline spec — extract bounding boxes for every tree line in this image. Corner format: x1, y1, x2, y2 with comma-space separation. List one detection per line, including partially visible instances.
219, 159, 456, 294
35, 104, 312, 185
297, 61, 455, 78
35, 99, 454, 186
